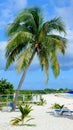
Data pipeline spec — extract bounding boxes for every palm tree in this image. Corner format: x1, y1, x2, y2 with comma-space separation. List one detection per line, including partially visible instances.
5, 7, 67, 111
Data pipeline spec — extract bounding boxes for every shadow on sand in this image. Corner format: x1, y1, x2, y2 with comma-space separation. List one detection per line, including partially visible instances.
16, 124, 36, 127
46, 111, 73, 120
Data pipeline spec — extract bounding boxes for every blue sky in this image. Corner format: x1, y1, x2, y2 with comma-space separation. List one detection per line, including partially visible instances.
0, 0, 73, 90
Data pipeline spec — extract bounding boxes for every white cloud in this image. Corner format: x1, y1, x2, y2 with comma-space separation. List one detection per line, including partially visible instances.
0, 0, 27, 29
58, 43, 73, 70
53, 0, 73, 29
13, 0, 27, 10
0, 41, 7, 50
0, 41, 7, 59
66, 43, 73, 55
0, 41, 7, 69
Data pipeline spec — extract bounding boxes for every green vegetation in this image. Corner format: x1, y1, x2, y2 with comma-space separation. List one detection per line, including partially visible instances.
0, 88, 69, 109
11, 105, 33, 125
52, 103, 64, 109
5, 6, 67, 111
0, 78, 14, 94
19, 88, 69, 94
0, 79, 14, 108
38, 98, 46, 105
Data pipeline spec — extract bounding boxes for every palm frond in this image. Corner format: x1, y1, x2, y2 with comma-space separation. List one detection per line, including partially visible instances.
6, 31, 32, 57
18, 105, 24, 113
19, 105, 32, 117
45, 35, 67, 54
16, 45, 34, 72
20, 105, 33, 121
37, 48, 49, 83
40, 17, 66, 37
5, 32, 32, 69
25, 117, 34, 123
7, 7, 42, 36
7, 12, 36, 36
11, 117, 21, 125
38, 33, 67, 57
50, 51, 60, 77
28, 7, 43, 29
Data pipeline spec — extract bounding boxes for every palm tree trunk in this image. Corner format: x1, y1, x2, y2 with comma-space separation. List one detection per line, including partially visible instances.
11, 51, 35, 111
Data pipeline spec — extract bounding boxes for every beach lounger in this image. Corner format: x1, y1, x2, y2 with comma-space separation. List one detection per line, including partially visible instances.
54, 109, 73, 116
2, 102, 19, 112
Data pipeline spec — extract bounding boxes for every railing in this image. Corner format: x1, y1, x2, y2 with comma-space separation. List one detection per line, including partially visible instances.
0, 94, 42, 106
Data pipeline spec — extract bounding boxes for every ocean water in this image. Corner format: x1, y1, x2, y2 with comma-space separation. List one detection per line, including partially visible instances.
62, 93, 73, 98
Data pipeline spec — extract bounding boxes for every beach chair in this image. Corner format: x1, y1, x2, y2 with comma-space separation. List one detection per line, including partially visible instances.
9, 102, 19, 112
2, 102, 19, 112
54, 108, 73, 116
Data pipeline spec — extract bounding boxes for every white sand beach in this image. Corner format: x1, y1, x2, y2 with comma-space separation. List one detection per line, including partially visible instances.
0, 94, 73, 130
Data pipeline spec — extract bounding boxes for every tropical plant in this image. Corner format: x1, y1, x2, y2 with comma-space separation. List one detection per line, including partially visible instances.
39, 98, 46, 105
52, 103, 64, 109
5, 7, 67, 111
11, 105, 33, 125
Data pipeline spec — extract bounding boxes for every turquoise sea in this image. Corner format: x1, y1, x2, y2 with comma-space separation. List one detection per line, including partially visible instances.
62, 93, 73, 98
